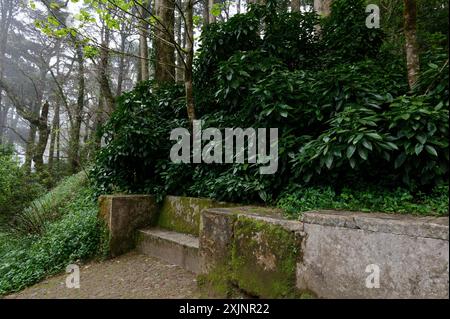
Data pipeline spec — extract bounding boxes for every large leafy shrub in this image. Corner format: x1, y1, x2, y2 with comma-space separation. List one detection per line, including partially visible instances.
90, 81, 188, 197
320, 0, 384, 63
91, 0, 448, 209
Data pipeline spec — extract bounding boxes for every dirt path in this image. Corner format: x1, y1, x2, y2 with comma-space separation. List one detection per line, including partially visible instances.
5, 251, 200, 299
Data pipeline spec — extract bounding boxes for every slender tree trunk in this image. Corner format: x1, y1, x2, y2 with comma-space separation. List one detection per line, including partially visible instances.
208, 0, 219, 23
93, 88, 104, 149
0, 1, 13, 141
139, 1, 150, 81
99, 27, 115, 114
56, 116, 60, 164
291, 0, 301, 12
32, 101, 50, 173
237, 0, 241, 14
48, 103, 59, 171
0, 105, 8, 141
117, 23, 127, 95
403, 0, 420, 90
314, 0, 332, 16
24, 124, 36, 174
155, 0, 176, 84
175, 6, 184, 83
203, 0, 210, 24
68, 43, 85, 174
7, 109, 18, 144
185, 0, 196, 124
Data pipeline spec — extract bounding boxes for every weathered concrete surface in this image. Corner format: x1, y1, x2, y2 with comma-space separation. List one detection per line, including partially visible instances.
297, 211, 449, 299
98, 195, 158, 257
199, 208, 236, 274
302, 210, 449, 240
137, 228, 200, 274
199, 207, 449, 299
157, 196, 232, 236
199, 207, 306, 298
232, 214, 303, 298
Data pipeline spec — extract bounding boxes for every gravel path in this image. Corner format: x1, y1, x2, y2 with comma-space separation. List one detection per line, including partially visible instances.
5, 251, 200, 299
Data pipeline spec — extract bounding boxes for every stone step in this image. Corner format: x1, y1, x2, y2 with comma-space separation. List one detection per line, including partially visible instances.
136, 228, 200, 274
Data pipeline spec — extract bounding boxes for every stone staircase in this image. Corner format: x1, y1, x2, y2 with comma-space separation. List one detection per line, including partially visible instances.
136, 228, 200, 274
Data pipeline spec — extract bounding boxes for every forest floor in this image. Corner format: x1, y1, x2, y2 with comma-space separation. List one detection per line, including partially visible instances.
4, 251, 200, 299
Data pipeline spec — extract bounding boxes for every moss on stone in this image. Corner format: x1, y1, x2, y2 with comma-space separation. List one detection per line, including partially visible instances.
197, 265, 236, 298
231, 216, 302, 298
157, 196, 232, 236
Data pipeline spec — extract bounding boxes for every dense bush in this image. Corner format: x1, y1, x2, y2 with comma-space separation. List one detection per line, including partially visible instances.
90, 81, 188, 199
91, 0, 448, 213
0, 144, 45, 223
0, 177, 106, 295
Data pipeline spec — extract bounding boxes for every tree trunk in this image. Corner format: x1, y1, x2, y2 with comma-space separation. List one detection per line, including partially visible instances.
291, 0, 301, 12
99, 27, 115, 114
155, 0, 175, 84
0, 105, 9, 141
93, 88, 104, 149
403, 0, 420, 90
139, 1, 150, 81
185, 0, 196, 124
32, 101, 50, 173
203, 0, 210, 25
314, 0, 332, 16
56, 115, 60, 164
175, 5, 184, 83
237, 0, 241, 14
0, 0, 13, 141
24, 124, 36, 174
48, 103, 59, 171
117, 23, 127, 95
68, 43, 85, 174
208, 0, 219, 23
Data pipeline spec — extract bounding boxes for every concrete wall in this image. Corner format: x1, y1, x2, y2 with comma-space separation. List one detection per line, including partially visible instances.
98, 195, 158, 257
156, 195, 233, 236
297, 211, 448, 299
98, 194, 448, 298
200, 207, 449, 299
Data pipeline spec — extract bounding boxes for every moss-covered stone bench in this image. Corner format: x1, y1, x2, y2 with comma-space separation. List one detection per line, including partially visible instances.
98, 195, 449, 299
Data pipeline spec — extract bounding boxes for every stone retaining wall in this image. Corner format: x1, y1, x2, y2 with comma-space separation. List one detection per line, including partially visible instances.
98, 195, 449, 298
157, 196, 231, 236
98, 195, 158, 257
200, 207, 449, 299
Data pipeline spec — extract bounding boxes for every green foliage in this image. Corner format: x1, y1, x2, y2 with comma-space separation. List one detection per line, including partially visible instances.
9, 172, 88, 236
91, 0, 448, 214
292, 94, 448, 186
0, 144, 45, 223
277, 184, 449, 218
90, 81, 188, 197
0, 181, 105, 295
321, 0, 384, 63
